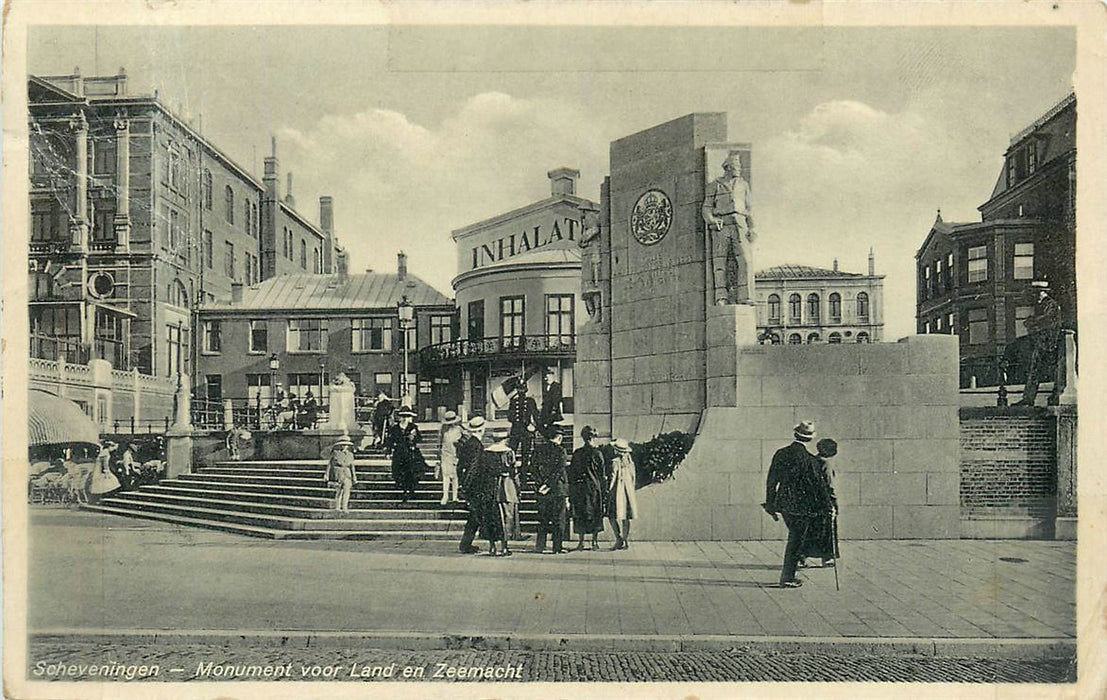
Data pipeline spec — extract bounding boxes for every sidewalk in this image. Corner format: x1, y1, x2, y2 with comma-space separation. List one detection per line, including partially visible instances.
28, 510, 1074, 655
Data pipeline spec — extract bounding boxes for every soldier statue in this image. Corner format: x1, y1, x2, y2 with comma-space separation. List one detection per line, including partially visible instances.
1014, 279, 1061, 407
702, 151, 756, 305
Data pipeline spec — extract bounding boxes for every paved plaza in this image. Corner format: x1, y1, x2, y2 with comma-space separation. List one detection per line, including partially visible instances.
29, 510, 1074, 645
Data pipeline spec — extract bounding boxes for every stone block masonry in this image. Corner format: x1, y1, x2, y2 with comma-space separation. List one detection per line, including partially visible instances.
632, 336, 962, 540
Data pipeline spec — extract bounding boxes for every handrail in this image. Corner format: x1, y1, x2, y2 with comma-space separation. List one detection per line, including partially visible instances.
419, 334, 575, 366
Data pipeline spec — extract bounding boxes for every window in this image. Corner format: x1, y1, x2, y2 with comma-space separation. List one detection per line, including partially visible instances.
168, 146, 183, 191
1027, 141, 1038, 175
288, 319, 328, 352
807, 332, 820, 344
467, 300, 485, 340
1014, 306, 1035, 338
806, 294, 820, 323
300, 240, 308, 269
165, 323, 188, 377
92, 204, 116, 243
968, 245, 987, 283
856, 292, 869, 320
287, 372, 329, 404
430, 315, 453, 345
788, 333, 802, 345
947, 313, 954, 333
203, 169, 213, 210
168, 280, 188, 308
546, 294, 575, 344
31, 202, 69, 242
94, 137, 116, 175
313, 248, 321, 274
924, 320, 932, 334
166, 207, 179, 252
374, 373, 393, 394
224, 242, 235, 279
828, 332, 842, 344
30, 271, 54, 301
225, 186, 235, 223
249, 320, 268, 353
828, 293, 841, 323
500, 296, 525, 345
205, 374, 223, 401
246, 374, 272, 405
935, 316, 943, 332
1013, 243, 1034, 280
767, 294, 781, 323
788, 294, 801, 323
352, 318, 392, 352
856, 331, 870, 344
244, 255, 253, 286
968, 308, 988, 345
202, 320, 222, 353
203, 230, 213, 269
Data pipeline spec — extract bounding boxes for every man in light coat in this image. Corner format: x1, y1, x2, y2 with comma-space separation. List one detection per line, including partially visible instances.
438, 411, 463, 505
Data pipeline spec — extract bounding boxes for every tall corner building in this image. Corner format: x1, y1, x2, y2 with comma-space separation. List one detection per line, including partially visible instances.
917, 92, 1075, 387
419, 168, 597, 419
27, 69, 344, 379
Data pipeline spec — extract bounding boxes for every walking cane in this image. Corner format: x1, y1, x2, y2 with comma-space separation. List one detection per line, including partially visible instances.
832, 511, 841, 591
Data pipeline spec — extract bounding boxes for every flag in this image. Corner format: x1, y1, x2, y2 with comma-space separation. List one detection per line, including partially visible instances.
491, 375, 521, 410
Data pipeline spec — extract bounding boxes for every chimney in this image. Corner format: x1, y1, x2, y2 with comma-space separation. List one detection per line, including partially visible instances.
397, 251, 408, 281
263, 136, 279, 200
833, 258, 839, 273
231, 282, 244, 304
284, 172, 295, 207
320, 196, 334, 234
548, 167, 580, 196
868, 248, 875, 276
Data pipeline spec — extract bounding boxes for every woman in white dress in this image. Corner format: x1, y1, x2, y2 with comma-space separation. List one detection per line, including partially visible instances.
607, 438, 638, 550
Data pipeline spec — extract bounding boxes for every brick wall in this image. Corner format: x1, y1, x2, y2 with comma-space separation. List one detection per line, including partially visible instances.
960, 408, 1057, 518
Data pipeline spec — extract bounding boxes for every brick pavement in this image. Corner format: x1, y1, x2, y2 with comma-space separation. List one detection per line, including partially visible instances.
28, 510, 1075, 643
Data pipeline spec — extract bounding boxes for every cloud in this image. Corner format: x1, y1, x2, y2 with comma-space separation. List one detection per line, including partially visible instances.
278, 93, 608, 293
755, 99, 999, 338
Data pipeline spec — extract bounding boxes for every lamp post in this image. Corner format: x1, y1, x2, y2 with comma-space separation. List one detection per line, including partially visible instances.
397, 295, 414, 404
268, 352, 280, 410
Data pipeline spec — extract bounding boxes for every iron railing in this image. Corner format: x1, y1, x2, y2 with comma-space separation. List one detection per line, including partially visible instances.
419, 334, 575, 367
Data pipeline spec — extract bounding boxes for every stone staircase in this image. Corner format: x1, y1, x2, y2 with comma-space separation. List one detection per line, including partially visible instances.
83, 440, 544, 540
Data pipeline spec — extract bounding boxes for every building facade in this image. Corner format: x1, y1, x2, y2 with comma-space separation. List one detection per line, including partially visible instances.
754, 256, 885, 344
917, 93, 1075, 387
419, 168, 596, 419
28, 70, 343, 380
194, 252, 453, 419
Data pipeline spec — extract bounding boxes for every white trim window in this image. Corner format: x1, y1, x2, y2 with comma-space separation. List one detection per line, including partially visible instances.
352, 318, 393, 352
288, 318, 328, 353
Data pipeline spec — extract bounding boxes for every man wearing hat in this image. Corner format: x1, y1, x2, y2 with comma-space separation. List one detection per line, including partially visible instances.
506, 379, 538, 462
539, 367, 564, 434
327, 433, 357, 512
763, 421, 829, 588
1014, 279, 1061, 407
438, 411, 463, 506
568, 426, 606, 550
532, 427, 570, 554
457, 417, 496, 554
607, 438, 638, 550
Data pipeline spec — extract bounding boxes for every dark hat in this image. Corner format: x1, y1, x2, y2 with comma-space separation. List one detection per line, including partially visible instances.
580, 425, 597, 440
517, 381, 528, 393
816, 438, 838, 458
794, 421, 816, 442
542, 426, 562, 441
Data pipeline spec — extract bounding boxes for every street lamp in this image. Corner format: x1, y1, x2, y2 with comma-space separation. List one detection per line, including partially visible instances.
268, 352, 280, 408
397, 295, 414, 402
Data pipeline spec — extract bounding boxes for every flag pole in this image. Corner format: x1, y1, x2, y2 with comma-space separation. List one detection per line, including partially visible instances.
833, 512, 841, 591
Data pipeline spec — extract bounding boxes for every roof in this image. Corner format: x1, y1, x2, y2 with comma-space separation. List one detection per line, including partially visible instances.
452, 246, 581, 288
203, 273, 452, 312
28, 390, 101, 447
756, 264, 863, 280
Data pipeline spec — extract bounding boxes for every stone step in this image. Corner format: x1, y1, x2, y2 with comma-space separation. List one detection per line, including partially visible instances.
106, 491, 468, 521
212, 457, 440, 469
80, 504, 459, 540
94, 496, 460, 532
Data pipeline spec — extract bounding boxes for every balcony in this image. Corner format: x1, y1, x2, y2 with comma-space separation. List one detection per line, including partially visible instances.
419, 334, 576, 368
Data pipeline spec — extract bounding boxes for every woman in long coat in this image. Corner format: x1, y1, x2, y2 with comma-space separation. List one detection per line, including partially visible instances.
386, 407, 425, 501
607, 438, 638, 550
567, 425, 605, 550
799, 438, 839, 567
487, 441, 521, 548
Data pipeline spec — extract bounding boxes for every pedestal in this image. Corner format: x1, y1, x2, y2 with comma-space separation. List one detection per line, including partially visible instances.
325, 382, 357, 432
1053, 404, 1077, 540
705, 303, 758, 407
165, 427, 193, 479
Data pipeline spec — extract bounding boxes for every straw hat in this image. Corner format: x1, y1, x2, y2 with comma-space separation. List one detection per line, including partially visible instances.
793, 421, 816, 442
442, 411, 459, 425
613, 438, 632, 453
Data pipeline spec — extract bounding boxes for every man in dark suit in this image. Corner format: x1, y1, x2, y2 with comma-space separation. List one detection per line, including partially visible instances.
506, 380, 538, 463
539, 367, 564, 433
532, 429, 570, 554
457, 416, 488, 554
763, 421, 828, 588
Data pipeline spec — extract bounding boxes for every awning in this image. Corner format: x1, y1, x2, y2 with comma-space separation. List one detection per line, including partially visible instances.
28, 390, 101, 448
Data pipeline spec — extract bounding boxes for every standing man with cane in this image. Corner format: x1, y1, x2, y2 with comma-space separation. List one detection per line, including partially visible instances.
762, 421, 825, 589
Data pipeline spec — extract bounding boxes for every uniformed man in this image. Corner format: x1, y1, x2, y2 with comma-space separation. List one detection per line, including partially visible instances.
506, 380, 538, 462
532, 429, 570, 554
702, 151, 756, 305
1015, 280, 1061, 407
539, 367, 563, 434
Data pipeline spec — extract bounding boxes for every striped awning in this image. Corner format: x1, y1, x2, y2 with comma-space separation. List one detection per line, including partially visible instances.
28, 390, 101, 448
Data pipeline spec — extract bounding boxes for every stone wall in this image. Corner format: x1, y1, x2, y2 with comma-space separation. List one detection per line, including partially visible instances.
632, 336, 961, 540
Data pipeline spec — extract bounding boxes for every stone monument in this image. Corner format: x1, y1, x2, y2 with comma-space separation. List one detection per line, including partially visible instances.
165, 373, 193, 479
324, 372, 358, 432
575, 113, 962, 541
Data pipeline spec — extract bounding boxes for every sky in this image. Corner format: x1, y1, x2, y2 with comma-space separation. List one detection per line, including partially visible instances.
28, 25, 1075, 339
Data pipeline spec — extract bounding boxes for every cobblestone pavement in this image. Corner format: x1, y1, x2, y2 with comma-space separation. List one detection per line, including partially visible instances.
27, 641, 1075, 683
29, 511, 1075, 640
